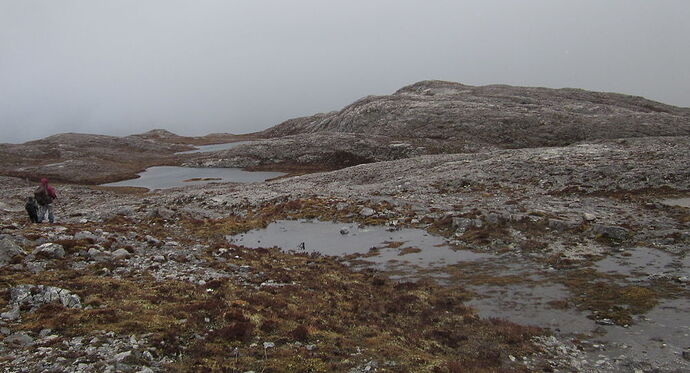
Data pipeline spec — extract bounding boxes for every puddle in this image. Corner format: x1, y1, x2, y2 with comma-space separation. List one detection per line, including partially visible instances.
227, 220, 493, 270
467, 282, 592, 334
660, 197, 690, 208
228, 219, 690, 368
176, 141, 254, 154
595, 298, 690, 369
594, 247, 682, 278
102, 166, 284, 190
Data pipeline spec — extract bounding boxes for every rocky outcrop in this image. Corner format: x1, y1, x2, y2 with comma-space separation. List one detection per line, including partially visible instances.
8, 284, 82, 312
262, 80, 690, 149
183, 132, 423, 170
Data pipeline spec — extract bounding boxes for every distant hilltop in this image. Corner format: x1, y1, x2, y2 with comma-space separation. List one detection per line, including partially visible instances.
2, 80, 689, 184
261, 80, 690, 149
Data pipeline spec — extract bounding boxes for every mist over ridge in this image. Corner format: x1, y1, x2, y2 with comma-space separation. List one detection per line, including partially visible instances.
1, 1, 689, 143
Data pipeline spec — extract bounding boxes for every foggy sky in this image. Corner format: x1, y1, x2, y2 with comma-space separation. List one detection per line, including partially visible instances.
1, 0, 689, 144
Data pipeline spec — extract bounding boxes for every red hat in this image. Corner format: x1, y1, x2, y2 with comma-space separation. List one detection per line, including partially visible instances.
40, 178, 48, 184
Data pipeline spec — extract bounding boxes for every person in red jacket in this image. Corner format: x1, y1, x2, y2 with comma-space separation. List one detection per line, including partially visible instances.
34, 178, 57, 223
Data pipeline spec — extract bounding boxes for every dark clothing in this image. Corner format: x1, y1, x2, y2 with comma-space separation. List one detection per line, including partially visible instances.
35, 179, 57, 223
25, 197, 39, 223
34, 185, 56, 205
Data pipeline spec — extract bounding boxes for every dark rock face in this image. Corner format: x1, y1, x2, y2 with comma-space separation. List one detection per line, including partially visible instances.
183, 133, 422, 170
262, 80, 690, 149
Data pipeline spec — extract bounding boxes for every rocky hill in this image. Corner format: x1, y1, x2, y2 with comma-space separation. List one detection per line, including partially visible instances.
261, 80, 690, 149
0, 81, 689, 371
0, 131, 259, 184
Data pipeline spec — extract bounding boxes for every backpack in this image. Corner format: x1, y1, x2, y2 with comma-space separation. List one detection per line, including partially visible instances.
25, 197, 39, 223
34, 187, 51, 205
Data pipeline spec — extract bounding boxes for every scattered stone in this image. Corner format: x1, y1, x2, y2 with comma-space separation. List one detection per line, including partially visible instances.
0, 237, 25, 266
1, 306, 20, 321
595, 318, 615, 326
339, 227, 350, 235
591, 224, 630, 241
9, 284, 82, 311
5, 332, 34, 346
32, 243, 65, 259
74, 231, 98, 241
263, 342, 275, 349
583, 213, 596, 222
144, 235, 161, 245
359, 207, 375, 217
39, 328, 53, 338
452, 217, 482, 231
112, 248, 131, 259
113, 350, 133, 363
548, 219, 579, 231
148, 207, 175, 220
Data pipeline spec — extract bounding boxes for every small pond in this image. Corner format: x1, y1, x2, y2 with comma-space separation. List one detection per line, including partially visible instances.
176, 141, 254, 154
102, 166, 284, 190
227, 219, 493, 270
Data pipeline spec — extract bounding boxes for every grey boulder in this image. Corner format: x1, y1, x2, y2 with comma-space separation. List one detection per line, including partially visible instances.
0, 237, 25, 266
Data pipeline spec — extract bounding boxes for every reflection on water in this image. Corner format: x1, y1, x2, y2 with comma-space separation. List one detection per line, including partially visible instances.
176, 141, 254, 154
228, 219, 690, 368
102, 166, 284, 190
227, 219, 493, 270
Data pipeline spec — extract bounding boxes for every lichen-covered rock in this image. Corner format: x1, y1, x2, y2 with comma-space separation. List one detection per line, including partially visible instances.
32, 243, 65, 259
74, 231, 98, 241
112, 248, 131, 259
591, 224, 631, 241
0, 237, 25, 266
9, 284, 82, 311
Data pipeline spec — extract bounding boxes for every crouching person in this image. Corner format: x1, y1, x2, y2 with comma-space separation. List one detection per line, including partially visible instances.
34, 178, 57, 223
25, 197, 39, 223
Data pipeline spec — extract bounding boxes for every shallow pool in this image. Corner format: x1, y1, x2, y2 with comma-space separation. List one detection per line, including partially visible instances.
176, 141, 254, 154
227, 219, 493, 270
102, 166, 284, 190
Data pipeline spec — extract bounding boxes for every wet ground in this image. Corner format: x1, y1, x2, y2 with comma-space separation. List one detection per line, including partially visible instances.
101, 166, 284, 190
227, 219, 690, 370
227, 220, 493, 272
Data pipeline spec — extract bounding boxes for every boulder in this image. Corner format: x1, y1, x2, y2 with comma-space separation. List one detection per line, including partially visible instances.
548, 219, 580, 232
0, 237, 25, 266
1, 306, 20, 321
147, 207, 175, 220
9, 284, 82, 311
87, 247, 111, 262
74, 231, 98, 241
32, 243, 65, 259
112, 248, 131, 259
583, 213, 596, 222
4, 332, 34, 346
592, 224, 631, 241
452, 217, 482, 230
359, 207, 375, 217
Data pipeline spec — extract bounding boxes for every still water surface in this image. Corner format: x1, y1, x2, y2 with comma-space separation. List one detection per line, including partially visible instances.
102, 166, 284, 190
176, 141, 254, 154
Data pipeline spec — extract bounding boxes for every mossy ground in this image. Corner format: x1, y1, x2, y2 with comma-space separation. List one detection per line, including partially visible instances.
1, 199, 545, 372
